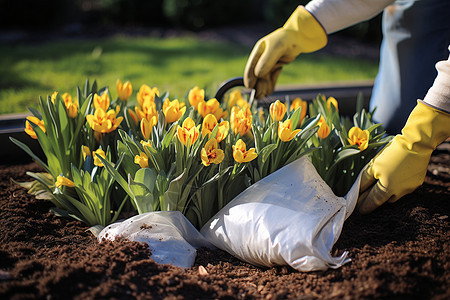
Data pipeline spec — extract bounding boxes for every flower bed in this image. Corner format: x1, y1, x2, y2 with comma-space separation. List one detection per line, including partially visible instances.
10, 79, 390, 230
0, 148, 448, 298
1, 78, 449, 297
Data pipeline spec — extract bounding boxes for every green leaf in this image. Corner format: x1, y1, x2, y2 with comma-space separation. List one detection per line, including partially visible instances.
71, 165, 83, 187
134, 168, 157, 192
252, 124, 262, 153
128, 174, 154, 214
28, 107, 42, 119
262, 123, 274, 143
163, 167, 200, 212
162, 123, 177, 148
83, 79, 90, 99
118, 129, 140, 156
97, 155, 131, 198
259, 143, 277, 164
290, 106, 302, 130
9, 137, 51, 174
326, 147, 361, 177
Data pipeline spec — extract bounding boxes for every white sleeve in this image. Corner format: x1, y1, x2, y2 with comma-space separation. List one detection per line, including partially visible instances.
305, 0, 395, 34
422, 47, 450, 114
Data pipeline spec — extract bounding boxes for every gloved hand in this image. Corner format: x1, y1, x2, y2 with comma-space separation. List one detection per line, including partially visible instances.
244, 6, 327, 99
358, 101, 450, 214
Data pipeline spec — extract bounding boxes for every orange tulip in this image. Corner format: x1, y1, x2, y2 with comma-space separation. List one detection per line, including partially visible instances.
290, 97, 307, 125
317, 116, 330, 139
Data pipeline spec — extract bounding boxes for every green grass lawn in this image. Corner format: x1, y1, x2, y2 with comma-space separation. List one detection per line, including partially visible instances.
0, 36, 378, 114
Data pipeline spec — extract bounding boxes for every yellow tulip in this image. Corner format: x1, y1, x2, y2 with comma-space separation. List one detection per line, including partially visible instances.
327, 97, 338, 112
290, 97, 307, 125
202, 114, 229, 143
201, 114, 218, 137
60, 93, 77, 118
258, 109, 266, 123
55, 175, 74, 188
93, 92, 110, 111
188, 86, 205, 110
93, 149, 106, 167
201, 138, 224, 166
227, 90, 248, 108
215, 121, 229, 143
135, 98, 158, 122
198, 98, 227, 120
116, 79, 132, 101
269, 100, 286, 122
163, 99, 186, 123
317, 116, 330, 139
86, 106, 123, 134
278, 119, 301, 142
140, 117, 157, 140
81, 146, 91, 161
230, 106, 252, 136
134, 152, 149, 168
25, 116, 45, 139
140, 140, 152, 148
177, 117, 200, 147
65, 99, 79, 119
60, 92, 70, 104
137, 84, 159, 108
51, 91, 58, 104
347, 126, 370, 151
232, 139, 257, 163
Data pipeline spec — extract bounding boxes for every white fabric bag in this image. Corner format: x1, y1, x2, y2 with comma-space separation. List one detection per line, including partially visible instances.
200, 156, 361, 272
98, 211, 214, 268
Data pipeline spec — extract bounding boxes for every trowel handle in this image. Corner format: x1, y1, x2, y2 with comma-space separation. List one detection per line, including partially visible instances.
215, 77, 249, 103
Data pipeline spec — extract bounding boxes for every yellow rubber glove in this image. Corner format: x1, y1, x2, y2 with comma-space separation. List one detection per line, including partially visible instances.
358, 101, 450, 214
244, 6, 327, 99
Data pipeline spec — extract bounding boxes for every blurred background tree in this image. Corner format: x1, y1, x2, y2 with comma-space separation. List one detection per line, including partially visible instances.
0, 0, 382, 42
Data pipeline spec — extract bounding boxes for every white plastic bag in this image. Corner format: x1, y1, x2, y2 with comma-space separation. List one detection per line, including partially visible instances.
200, 156, 361, 272
98, 211, 213, 268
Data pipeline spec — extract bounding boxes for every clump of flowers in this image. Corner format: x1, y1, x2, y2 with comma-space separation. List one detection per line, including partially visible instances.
12, 80, 390, 230
308, 94, 392, 196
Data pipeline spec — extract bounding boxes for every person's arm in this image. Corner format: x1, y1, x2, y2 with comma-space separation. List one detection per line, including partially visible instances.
358, 50, 450, 214
305, 0, 394, 34
421, 50, 450, 113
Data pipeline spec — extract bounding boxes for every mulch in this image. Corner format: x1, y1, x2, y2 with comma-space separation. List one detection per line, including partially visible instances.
0, 147, 448, 299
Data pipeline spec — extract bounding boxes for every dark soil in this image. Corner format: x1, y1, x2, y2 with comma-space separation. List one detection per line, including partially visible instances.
0, 146, 448, 299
